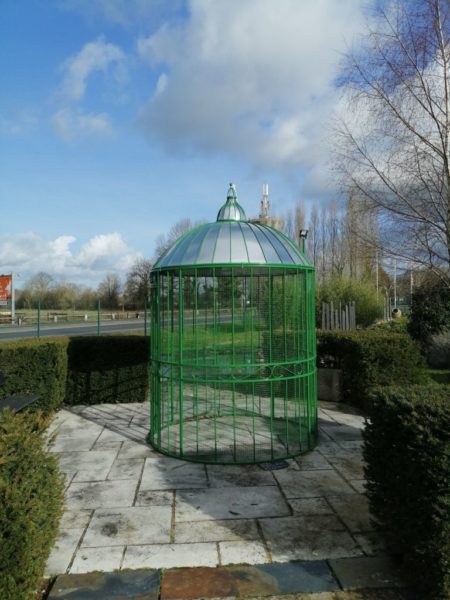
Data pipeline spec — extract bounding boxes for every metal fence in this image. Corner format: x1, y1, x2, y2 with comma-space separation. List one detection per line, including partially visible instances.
0, 301, 150, 340
321, 301, 356, 330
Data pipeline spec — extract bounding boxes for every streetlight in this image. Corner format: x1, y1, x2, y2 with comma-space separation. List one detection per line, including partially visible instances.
299, 229, 309, 253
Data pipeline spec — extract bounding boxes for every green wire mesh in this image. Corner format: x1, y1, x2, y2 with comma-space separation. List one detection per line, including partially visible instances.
150, 265, 317, 464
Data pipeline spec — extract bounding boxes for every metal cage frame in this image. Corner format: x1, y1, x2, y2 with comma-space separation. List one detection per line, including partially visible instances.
149, 187, 317, 464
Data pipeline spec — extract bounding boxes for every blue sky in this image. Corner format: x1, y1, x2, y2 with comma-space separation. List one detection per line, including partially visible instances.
1, 0, 369, 286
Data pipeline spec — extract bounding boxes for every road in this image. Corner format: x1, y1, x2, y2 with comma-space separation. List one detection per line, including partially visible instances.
0, 320, 148, 342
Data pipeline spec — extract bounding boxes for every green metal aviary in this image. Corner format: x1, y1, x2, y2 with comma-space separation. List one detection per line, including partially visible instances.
150, 184, 317, 464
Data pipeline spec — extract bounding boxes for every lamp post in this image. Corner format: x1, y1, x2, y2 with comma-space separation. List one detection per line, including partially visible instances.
299, 229, 309, 253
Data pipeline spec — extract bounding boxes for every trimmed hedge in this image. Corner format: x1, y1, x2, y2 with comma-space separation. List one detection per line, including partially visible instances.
0, 338, 68, 415
363, 386, 450, 599
317, 329, 427, 406
66, 336, 150, 405
0, 410, 64, 600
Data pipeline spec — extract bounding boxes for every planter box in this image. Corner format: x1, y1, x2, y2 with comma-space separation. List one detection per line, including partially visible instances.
317, 368, 343, 402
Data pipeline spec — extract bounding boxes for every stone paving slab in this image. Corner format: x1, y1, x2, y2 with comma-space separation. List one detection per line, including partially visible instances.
69, 546, 124, 574
326, 495, 373, 533
107, 457, 145, 480
174, 518, 260, 543
48, 570, 160, 599
160, 562, 340, 599
274, 469, 355, 498
288, 498, 334, 516
45, 401, 400, 584
45, 529, 85, 576
123, 542, 219, 569
259, 516, 363, 561
81, 506, 172, 547
57, 450, 117, 482
65, 480, 137, 509
140, 457, 208, 490
219, 540, 268, 565
175, 486, 290, 521
206, 464, 277, 487
328, 556, 405, 590
224, 592, 412, 600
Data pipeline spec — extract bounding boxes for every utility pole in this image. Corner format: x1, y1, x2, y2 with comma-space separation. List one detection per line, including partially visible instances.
393, 259, 397, 308
375, 251, 379, 298
11, 272, 15, 322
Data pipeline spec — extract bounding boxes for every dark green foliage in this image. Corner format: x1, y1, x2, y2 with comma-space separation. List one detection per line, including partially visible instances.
363, 386, 450, 599
66, 336, 150, 405
317, 330, 427, 406
428, 368, 450, 385
316, 276, 383, 328
368, 318, 408, 334
0, 411, 64, 600
0, 338, 68, 415
408, 280, 450, 348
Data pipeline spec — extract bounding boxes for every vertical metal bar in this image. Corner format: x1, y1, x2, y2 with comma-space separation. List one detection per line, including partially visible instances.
163, 273, 168, 452
97, 300, 101, 336
283, 271, 287, 359
311, 269, 318, 441
231, 270, 237, 459
156, 273, 162, 448
37, 300, 40, 338
149, 276, 154, 442
231, 269, 235, 364
178, 269, 184, 458
144, 300, 147, 335
11, 272, 15, 323
194, 270, 199, 454
250, 269, 256, 460
268, 268, 274, 458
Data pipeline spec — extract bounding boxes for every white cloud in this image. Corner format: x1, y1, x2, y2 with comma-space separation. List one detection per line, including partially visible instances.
0, 232, 141, 285
0, 109, 38, 136
74, 233, 128, 268
52, 107, 114, 140
136, 0, 367, 184
59, 37, 125, 102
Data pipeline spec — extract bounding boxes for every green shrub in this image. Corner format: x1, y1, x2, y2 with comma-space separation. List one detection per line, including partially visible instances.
408, 279, 450, 349
317, 330, 427, 406
0, 410, 64, 600
0, 339, 68, 415
368, 318, 409, 334
428, 368, 450, 385
363, 386, 450, 599
66, 336, 150, 405
316, 276, 383, 328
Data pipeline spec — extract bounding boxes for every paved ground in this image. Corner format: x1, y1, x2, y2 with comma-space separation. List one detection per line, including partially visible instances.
45, 401, 407, 598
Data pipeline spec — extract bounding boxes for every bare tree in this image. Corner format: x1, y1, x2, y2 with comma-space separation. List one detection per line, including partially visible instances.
97, 273, 121, 309
154, 218, 205, 260
283, 209, 296, 240
335, 0, 450, 284
345, 190, 379, 280
294, 200, 306, 245
308, 203, 320, 269
125, 258, 153, 308
27, 272, 55, 297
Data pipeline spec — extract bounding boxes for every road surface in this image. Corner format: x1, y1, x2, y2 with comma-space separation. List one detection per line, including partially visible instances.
0, 320, 148, 342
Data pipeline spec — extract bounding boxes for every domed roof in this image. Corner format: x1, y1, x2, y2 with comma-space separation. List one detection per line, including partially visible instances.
153, 184, 312, 270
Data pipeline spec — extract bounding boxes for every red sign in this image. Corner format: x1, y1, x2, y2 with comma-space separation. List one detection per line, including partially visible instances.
0, 274, 12, 306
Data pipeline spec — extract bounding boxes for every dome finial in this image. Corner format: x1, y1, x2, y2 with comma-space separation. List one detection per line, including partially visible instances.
227, 182, 237, 200
217, 182, 247, 222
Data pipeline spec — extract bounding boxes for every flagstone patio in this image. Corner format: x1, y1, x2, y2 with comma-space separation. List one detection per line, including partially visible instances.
45, 400, 387, 578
